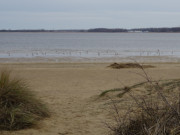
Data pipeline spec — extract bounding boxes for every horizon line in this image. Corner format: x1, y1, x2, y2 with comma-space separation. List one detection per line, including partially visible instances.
0, 26, 180, 31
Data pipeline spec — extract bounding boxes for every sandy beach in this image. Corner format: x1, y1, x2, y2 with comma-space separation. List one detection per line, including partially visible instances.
1, 61, 180, 135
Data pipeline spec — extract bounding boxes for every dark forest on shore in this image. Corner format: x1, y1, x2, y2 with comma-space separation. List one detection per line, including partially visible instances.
1, 27, 180, 33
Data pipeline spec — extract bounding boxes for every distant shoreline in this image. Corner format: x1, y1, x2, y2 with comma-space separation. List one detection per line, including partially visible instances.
1, 27, 180, 33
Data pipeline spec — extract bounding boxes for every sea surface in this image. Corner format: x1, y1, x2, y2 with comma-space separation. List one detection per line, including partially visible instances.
0, 32, 180, 59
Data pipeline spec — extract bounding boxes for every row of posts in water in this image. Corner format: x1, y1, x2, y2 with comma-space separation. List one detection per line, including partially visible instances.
5, 49, 175, 57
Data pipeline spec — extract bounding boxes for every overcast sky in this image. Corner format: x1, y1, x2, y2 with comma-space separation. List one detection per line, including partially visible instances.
0, 0, 180, 29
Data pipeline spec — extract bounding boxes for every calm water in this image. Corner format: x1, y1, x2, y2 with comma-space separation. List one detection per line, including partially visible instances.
0, 32, 180, 58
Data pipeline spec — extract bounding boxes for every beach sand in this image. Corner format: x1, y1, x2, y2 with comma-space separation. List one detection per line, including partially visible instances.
1, 62, 180, 135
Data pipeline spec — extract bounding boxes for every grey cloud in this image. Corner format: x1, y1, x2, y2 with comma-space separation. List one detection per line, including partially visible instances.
0, 0, 180, 29
1, 11, 180, 29
0, 0, 180, 12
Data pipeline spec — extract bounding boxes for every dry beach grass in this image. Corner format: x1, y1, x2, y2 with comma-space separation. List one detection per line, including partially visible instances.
102, 64, 180, 135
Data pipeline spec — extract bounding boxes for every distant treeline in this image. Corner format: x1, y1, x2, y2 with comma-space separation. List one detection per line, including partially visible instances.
1, 27, 180, 32
131, 27, 180, 32
88, 27, 180, 32
0, 29, 86, 32
87, 28, 128, 32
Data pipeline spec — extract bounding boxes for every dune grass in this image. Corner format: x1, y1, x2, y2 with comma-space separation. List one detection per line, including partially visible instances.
100, 81, 147, 97
100, 79, 180, 98
103, 64, 180, 135
107, 81, 180, 135
0, 70, 50, 130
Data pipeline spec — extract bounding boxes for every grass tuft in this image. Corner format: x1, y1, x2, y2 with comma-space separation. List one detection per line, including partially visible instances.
0, 70, 50, 130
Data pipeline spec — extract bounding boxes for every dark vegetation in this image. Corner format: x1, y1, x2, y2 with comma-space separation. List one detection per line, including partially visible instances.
88, 28, 128, 32
132, 27, 180, 33
0, 70, 50, 130
101, 64, 180, 135
88, 27, 180, 32
108, 63, 154, 69
1, 27, 180, 32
